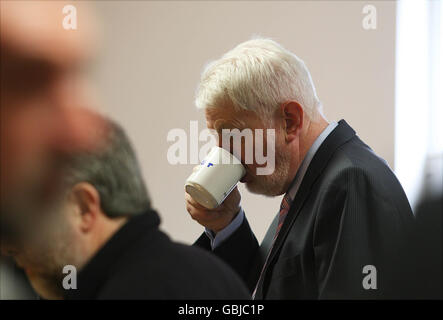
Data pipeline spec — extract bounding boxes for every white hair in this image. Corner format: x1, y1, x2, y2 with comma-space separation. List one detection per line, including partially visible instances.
195, 37, 323, 122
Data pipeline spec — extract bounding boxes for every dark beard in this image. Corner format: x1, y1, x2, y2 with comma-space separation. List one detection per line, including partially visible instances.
0, 212, 22, 255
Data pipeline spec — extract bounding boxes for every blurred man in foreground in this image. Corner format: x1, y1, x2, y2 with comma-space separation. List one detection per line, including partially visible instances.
0, 1, 107, 297
1, 0, 106, 247
186, 38, 416, 299
7, 119, 249, 299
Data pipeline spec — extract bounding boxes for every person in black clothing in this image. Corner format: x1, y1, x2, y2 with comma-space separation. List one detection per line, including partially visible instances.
4, 119, 249, 299
410, 155, 443, 299
186, 38, 416, 299
413, 193, 443, 299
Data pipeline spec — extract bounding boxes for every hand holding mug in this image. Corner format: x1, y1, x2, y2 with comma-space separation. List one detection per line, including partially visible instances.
184, 146, 245, 232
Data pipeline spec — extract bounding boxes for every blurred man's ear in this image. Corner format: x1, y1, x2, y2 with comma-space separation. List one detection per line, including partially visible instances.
279, 101, 304, 142
69, 182, 101, 233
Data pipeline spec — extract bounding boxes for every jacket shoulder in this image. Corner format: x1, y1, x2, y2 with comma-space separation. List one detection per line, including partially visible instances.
97, 230, 250, 299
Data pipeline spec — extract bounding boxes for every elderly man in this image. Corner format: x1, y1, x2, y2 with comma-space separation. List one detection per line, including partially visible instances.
186, 38, 415, 299
6, 118, 249, 299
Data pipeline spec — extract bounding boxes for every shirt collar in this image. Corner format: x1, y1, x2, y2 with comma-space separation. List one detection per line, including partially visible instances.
286, 121, 338, 203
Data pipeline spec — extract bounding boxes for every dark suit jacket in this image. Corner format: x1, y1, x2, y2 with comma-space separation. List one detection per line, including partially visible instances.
196, 120, 416, 299
412, 194, 443, 298
65, 209, 250, 299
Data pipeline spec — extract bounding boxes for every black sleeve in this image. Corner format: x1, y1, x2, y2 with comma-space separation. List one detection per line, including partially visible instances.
313, 167, 411, 299
194, 216, 259, 290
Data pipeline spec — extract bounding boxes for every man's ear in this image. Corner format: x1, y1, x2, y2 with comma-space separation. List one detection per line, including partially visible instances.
279, 101, 304, 142
69, 182, 101, 233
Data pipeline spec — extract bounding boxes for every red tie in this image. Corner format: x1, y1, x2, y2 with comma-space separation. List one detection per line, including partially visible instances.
275, 194, 291, 240
252, 194, 292, 299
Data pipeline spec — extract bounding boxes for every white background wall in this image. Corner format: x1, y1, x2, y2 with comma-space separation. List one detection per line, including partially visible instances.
91, 1, 396, 244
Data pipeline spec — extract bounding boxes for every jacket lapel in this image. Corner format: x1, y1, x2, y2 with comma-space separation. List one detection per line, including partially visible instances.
254, 120, 356, 299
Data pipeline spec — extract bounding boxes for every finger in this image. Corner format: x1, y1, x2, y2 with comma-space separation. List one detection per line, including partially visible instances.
187, 205, 213, 223
185, 198, 209, 218
185, 192, 209, 211
185, 192, 203, 209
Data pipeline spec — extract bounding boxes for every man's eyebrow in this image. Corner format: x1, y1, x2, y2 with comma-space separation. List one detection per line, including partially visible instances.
2, 41, 93, 74
213, 119, 227, 132
214, 119, 246, 131
1, 48, 55, 74
231, 119, 247, 129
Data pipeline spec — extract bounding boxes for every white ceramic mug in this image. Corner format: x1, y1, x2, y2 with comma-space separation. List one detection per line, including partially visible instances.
185, 146, 246, 209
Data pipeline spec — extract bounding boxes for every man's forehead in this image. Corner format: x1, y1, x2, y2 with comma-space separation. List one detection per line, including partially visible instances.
0, 1, 97, 68
206, 105, 239, 125
205, 106, 260, 130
